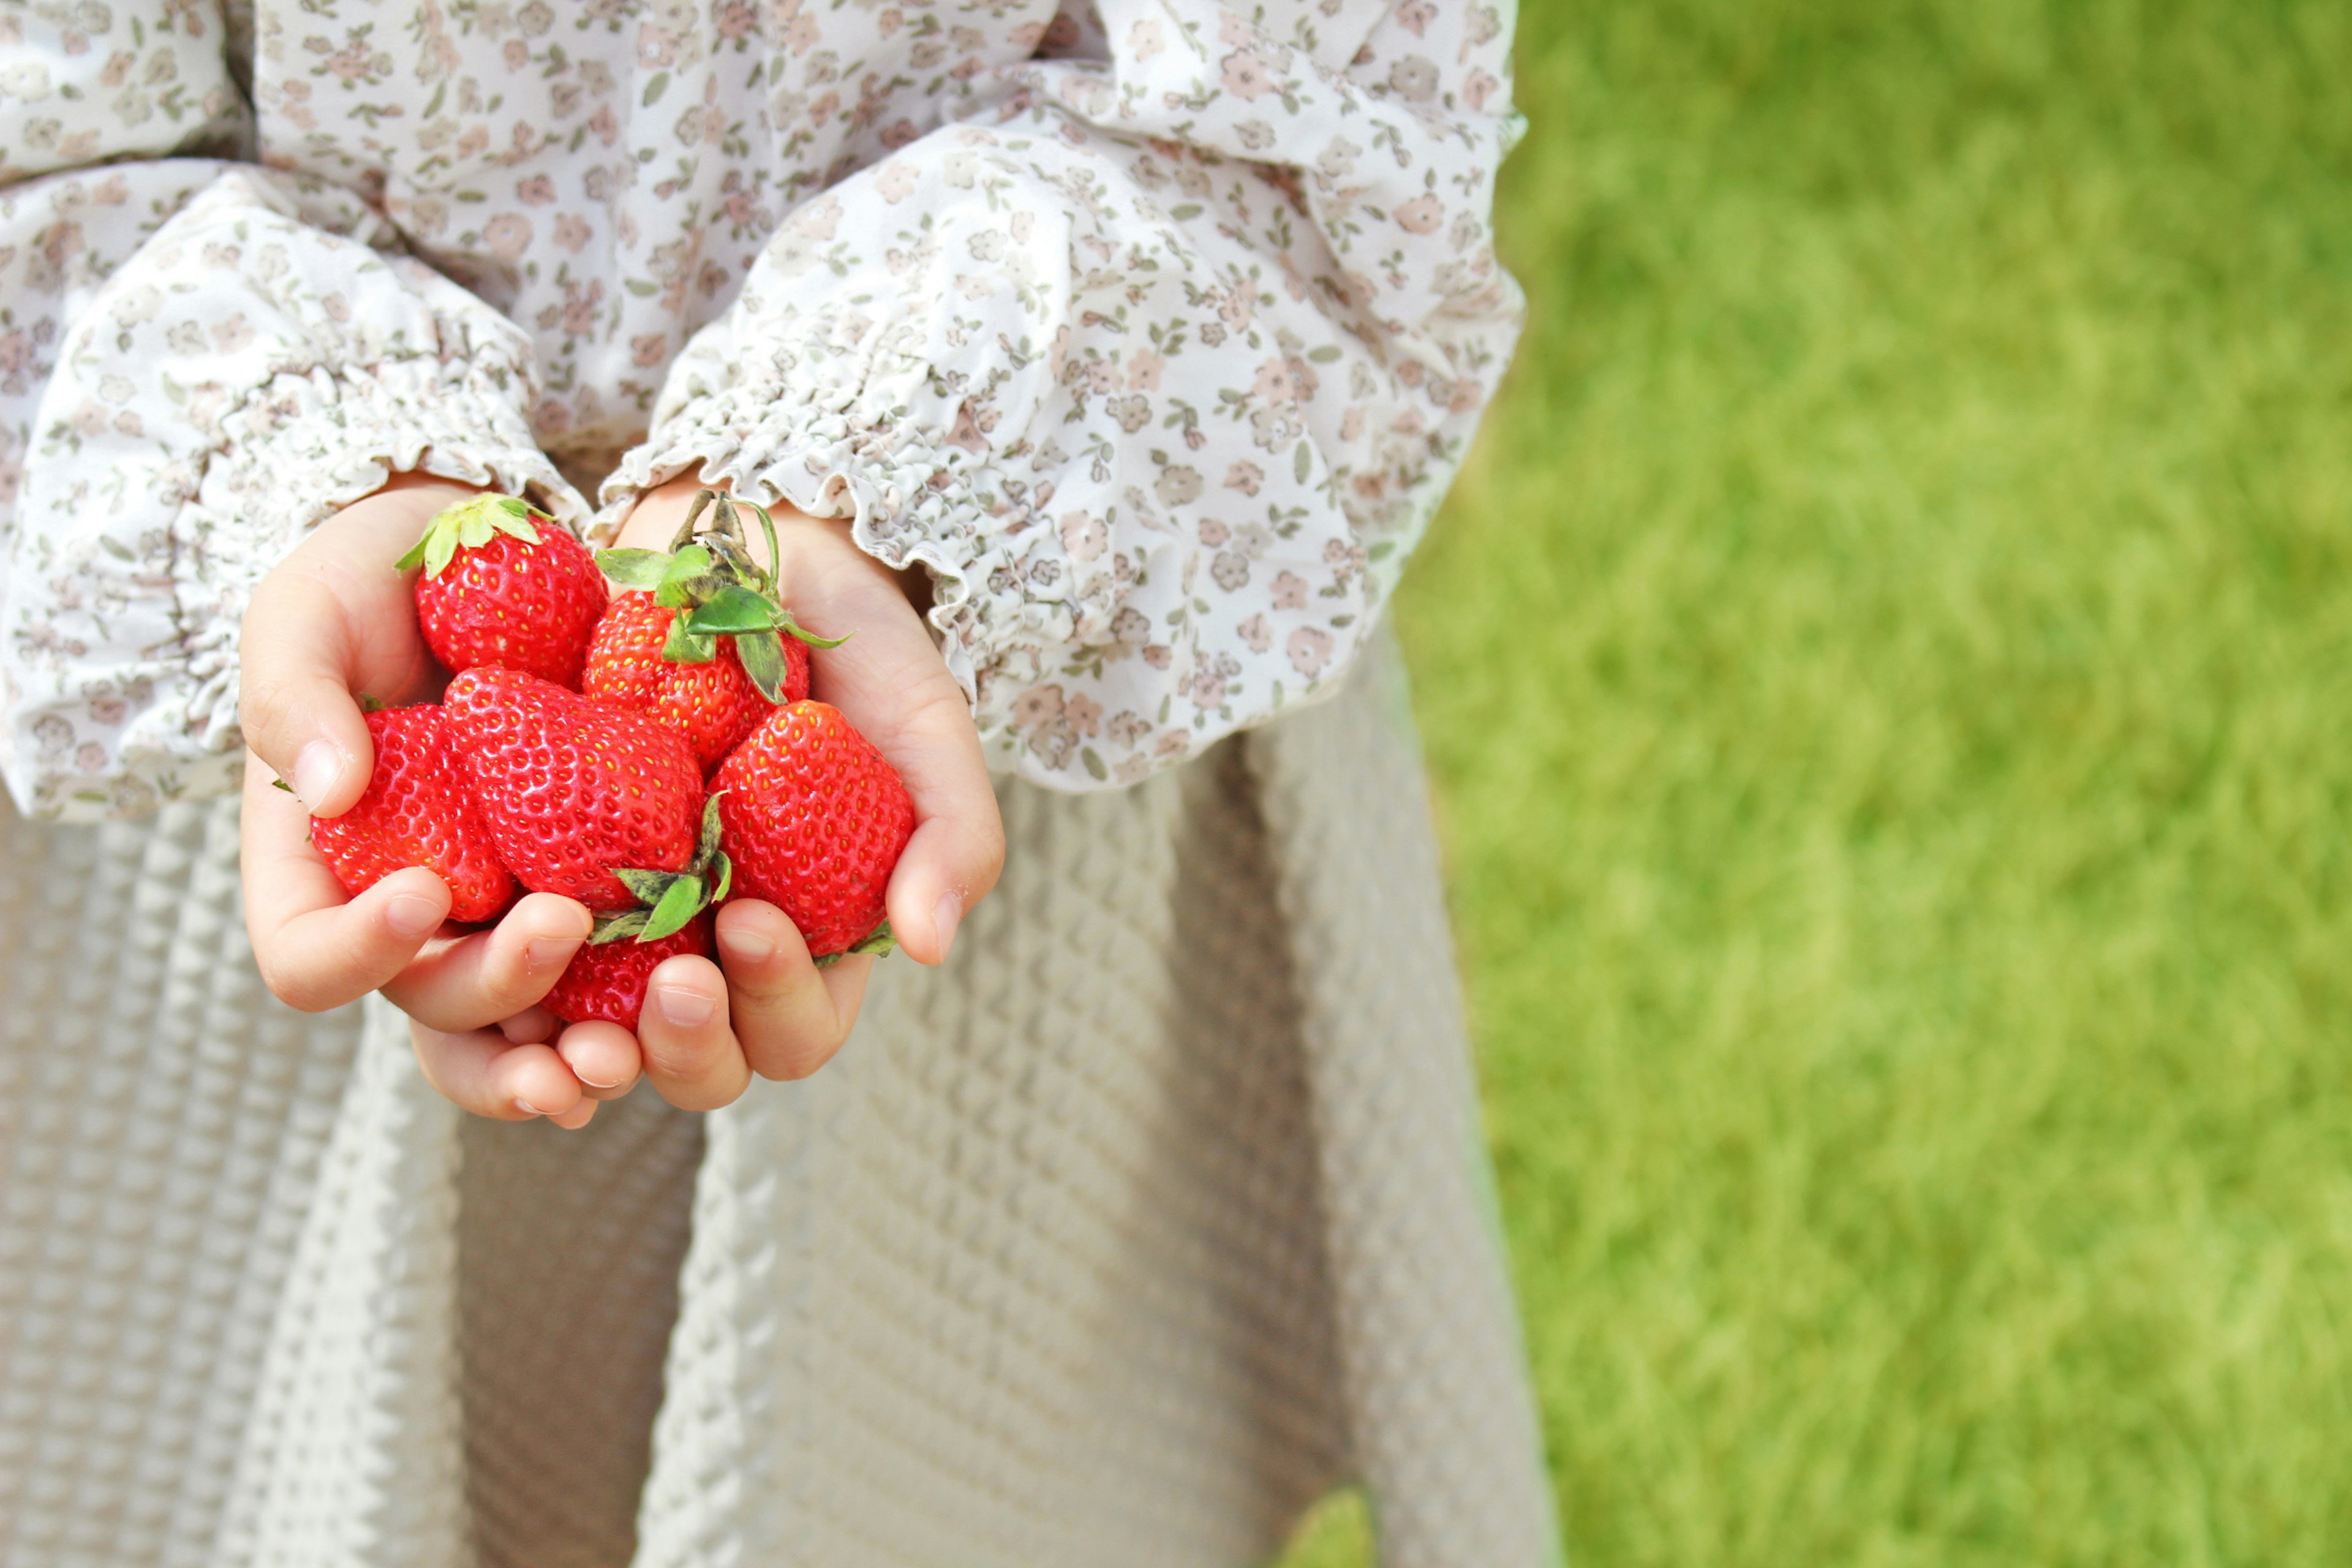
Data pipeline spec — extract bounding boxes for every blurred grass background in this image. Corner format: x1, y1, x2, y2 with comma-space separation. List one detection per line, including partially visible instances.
1283, 1, 2352, 1563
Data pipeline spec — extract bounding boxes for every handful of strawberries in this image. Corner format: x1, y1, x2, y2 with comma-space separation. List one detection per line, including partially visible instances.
306, 489, 915, 1031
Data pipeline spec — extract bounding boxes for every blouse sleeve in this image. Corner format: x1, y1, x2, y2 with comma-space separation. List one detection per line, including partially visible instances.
0, 4, 586, 821
601, 0, 1522, 789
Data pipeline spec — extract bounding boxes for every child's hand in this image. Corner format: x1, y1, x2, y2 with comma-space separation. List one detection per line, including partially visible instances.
238, 475, 604, 1126
496, 476, 1004, 1112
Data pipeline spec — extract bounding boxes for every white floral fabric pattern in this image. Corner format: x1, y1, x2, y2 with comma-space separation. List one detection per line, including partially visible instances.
0, 0, 1521, 816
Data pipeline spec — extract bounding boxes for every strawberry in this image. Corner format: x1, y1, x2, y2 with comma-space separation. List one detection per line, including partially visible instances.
551, 797, 733, 1028
398, 494, 606, 688
582, 591, 807, 771
545, 916, 713, 1031
712, 700, 914, 959
589, 489, 837, 769
309, 703, 516, 924
441, 667, 705, 913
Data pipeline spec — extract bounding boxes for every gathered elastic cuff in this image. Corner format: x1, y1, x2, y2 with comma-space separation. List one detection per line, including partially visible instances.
172, 354, 584, 753
21, 354, 582, 823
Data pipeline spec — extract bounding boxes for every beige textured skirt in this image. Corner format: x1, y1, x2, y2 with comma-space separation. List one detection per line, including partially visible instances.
0, 639, 1556, 1568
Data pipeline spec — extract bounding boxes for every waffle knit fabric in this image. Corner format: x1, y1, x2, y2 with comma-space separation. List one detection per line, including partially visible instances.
0, 639, 1559, 1567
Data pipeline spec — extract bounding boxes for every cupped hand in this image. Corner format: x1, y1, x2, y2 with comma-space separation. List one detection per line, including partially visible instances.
238, 474, 602, 1125
564, 474, 1005, 1112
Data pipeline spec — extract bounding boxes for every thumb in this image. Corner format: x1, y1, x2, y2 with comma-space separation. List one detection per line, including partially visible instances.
239, 564, 377, 818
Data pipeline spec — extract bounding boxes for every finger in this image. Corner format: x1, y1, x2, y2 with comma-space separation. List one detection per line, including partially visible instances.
500, 1006, 559, 1045
238, 476, 466, 816
380, 892, 594, 1033
865, 677, 1001, 967
886, 796, 1001, 967
244, 774, 452, 1011
635, 955, 753, 1112
241, 752, 440, 994
258, 870, 451, 1012
714, 900, 869, 1080
239, 568, 382, 819
410, 1022, 587, 1121
548, 1099, 600, 1131
556, 1021, 644, 1099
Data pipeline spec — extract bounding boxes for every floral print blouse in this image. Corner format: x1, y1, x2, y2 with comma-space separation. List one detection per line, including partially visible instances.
0, 0, 1521, 820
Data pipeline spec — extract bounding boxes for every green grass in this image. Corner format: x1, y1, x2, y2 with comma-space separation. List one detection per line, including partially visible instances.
1286, 2, 2352, 1563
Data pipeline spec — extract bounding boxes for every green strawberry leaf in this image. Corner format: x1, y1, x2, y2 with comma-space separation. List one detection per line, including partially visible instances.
694, 793, 726, 868
654, 545, 714, 608
685, 583, 785, 635
424, 522, 459, 578
662, 612, 718, 664
778, 610, 851, 649
735, 628, 790, 703
704, 532, 770, 589
814, 921, 897, 968
639, 873, 707, 941
751, 503, 781, 578
490, 510, 543, 544
589, 908, 651, 944
709, 851, 732, 905
615, 867, 682, 905
595, 548, 671, 590
398, 495, 546, 577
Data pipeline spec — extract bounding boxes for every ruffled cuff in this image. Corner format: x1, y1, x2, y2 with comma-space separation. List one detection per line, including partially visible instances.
598, 375, 1044, 717
2, 166, 587, 821
8, 354, 584, 822
173, 353, 589, 752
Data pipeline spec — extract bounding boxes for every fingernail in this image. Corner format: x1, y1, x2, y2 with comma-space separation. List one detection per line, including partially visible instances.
657, 984, 716, 1027
513, 1098, 545, 1118
526, 935, 580, 968
292, 741, 342, 812
386, 893, 443, 940
563, 1046, 624, 1088
933, 892, 963, 961
720, 925, 776, 967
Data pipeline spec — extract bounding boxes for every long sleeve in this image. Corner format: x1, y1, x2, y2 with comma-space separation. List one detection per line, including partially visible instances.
0, 5, 587, 821
602, 0, 1522, 790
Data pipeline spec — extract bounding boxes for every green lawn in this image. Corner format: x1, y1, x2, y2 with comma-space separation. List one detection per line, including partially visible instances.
1285, 2, 2352, 1563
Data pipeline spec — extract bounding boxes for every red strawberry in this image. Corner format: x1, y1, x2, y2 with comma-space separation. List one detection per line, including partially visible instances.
545, 915, 713, 1030
310, 704, 516, 924
399, 495, 605, 687
712, 701, 914, 958
583, 590, 807, 771
441, 667, 704, 912
589, 488, 839, 767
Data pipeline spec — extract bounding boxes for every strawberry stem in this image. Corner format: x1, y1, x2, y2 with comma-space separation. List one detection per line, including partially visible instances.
594, 489, 845, 698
